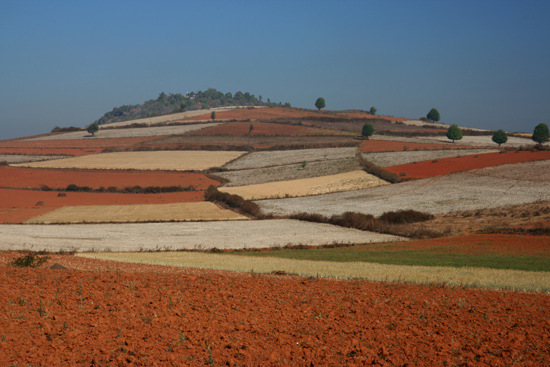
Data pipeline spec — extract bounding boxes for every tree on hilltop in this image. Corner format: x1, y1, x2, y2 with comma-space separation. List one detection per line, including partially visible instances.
446, 124, 462, 143
532, 123, 549, 144
492, 129, 508, 147
369, 107, 377, 115
315, 97, 326, 111
361, 123, 375, 139
427, 108, 440, 122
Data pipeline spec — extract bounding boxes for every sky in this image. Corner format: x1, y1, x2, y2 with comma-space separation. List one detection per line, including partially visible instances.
1, 0, 549, 140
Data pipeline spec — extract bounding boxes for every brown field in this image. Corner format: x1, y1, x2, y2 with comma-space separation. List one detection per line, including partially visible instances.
15, 151, 246, 171
0, 136, 162, 149
219, 170, 389, 200
24, 202, 248, 224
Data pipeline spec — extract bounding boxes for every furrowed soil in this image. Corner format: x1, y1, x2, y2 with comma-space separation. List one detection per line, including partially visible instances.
0, 257, 549, 366
385, 150, 550, 179
362, 149, 496, 168
0, 167, 218, 190
186, 121, 354, 136
360, 139, 474, 152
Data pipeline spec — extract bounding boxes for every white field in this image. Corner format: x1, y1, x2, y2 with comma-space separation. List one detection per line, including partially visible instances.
24, 202, 247, 224
373, 134, 532, 148
223, 147, 358, 170
362, 149, 497, 167
256, 163, 550, 217
25, 122, 223, 140
0, 219, 405, 252
14, 151, 245, 171
219, 170, 389, 200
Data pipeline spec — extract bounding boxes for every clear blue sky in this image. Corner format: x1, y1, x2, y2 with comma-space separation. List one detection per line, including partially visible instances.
1, 0, 549, 140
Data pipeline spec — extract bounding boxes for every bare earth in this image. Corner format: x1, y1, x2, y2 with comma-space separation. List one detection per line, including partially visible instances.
374, 134, 532, 147
0, 154, 68, 164
14, 151, 245, 171
25, 122, 223, 140
218, 158, 362, 186
257, 164, 550, 217
0, 219, 404, 252
223, 147, 358, 170
362, 149, 497, 167
219, 170, 389, 200
24, 202, 247, 224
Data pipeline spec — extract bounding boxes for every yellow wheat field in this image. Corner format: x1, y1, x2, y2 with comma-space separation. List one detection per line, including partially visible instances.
218, 170, 389, 200
15, 151, 245, 171
24, 202, 248, 224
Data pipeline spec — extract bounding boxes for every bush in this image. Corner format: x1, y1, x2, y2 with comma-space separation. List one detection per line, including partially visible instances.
204, 185, 262, 217
379, 210, 434, 224
10, 253, 50, 268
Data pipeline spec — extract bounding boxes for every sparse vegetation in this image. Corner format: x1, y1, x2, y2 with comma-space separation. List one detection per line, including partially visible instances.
10, 252, 50, 268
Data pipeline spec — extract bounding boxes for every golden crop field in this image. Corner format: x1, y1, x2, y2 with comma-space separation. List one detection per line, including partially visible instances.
24, 202, 248, 224
218, 170, 389, 200
15, 151, 246, 171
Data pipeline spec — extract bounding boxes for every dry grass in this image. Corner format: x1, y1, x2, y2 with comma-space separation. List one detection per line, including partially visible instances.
219, 170, 389, 200
76, 252, 550, 291
23, 202, 247, 224
0, 220, 403, 252
15, 151, 245, 171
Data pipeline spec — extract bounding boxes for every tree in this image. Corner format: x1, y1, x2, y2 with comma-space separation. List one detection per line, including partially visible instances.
369, 107, 377, 115
446, 124, 462, 143
315, 97, 326, 110
249, 123, 254, 134
532, 123, 550, 144
211, 111, 216, 121
427, 108, 440, 122
361, 123, 375, 139
87, 122, 99, 136
492, 129, 508, 147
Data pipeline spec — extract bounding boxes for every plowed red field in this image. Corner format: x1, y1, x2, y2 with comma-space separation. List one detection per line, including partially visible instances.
360, 139, 473, 152
385, 150, 550, 179
0, 255, 548, 366
0, 137, 162, 149
0, 148, 101, 156
0, 167, 218, 190
0, 189, 205, 223
187, 121, 347, 136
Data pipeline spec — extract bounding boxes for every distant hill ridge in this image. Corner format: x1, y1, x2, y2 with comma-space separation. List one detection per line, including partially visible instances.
94, 89, 287, 125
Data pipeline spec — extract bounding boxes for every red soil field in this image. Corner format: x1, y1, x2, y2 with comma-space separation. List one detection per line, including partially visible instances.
385, 150, 550, 179
0, 255, 548, 366
0, 167, 219, 191
0, 148, 102, 156
185, 107, 409, 124
0, 189, 206, 223
371, 234, 550, 257
360, 139, 473, 153
0, 137, 162, 149
187, 121, 348, 136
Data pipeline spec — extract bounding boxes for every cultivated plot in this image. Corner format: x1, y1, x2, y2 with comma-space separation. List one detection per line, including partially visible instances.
0, 154, 68, 164
218, 158, 362, 187
362, 149, 496, 167
223, 147, 358, 170
24, 122, 223, 140
15, 151, 245, 171
374, 134, 532, 147
219, 170, 389, 200
0, 219, 404, 252
257, 168, 550, 217
24, 202, 247, 224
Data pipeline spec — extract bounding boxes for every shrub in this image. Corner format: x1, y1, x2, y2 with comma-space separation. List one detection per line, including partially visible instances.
204, 185, 261, 217
378, 210, 434, 224
10, 253, 50, 268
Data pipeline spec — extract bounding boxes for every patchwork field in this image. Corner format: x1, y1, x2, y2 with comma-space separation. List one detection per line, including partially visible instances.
219, 170, 389, 200
0, 154, 68, 164
186, 121, 354, 136
257, 167, 550, 217
24, 202, 248, 224
374, 134, 532, 147
0, 136, 161, 149
0, 167, 218, 190
360, 139, 474, 152
15, 151, 246, 171
0, 147, 102, 156
362, 149, 496, 167
0, 219, 402, 252
218, 158, 362, 186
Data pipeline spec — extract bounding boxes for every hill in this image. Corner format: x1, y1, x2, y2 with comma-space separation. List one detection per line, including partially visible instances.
93, 88, 288, 126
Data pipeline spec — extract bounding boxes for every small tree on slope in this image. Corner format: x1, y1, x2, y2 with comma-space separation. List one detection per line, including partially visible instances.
532, 123, 550, 144
315, 97, 326, 111
492, 129, 508, 147
427, 108, 440, 122
446, 124, 463, 143
361, 123, 375, 139
87, 122, 99, 136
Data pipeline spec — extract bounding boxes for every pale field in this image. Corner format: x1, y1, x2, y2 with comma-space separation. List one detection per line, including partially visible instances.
468, 159, 550, 182
78, 252, 550, 292
0, 220, 405, 252
24, 202, 247, 224
218, 158, 362, 186
223, 147, 358, 170
400, 119, 489, 132
25, 122, 223, 140
219, 170, 389, 200
374, 134, 532, 147
14, 151, 245, 171
0, 154, 67, 164
362, 149, 497, 167
257, 167, 550, 217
